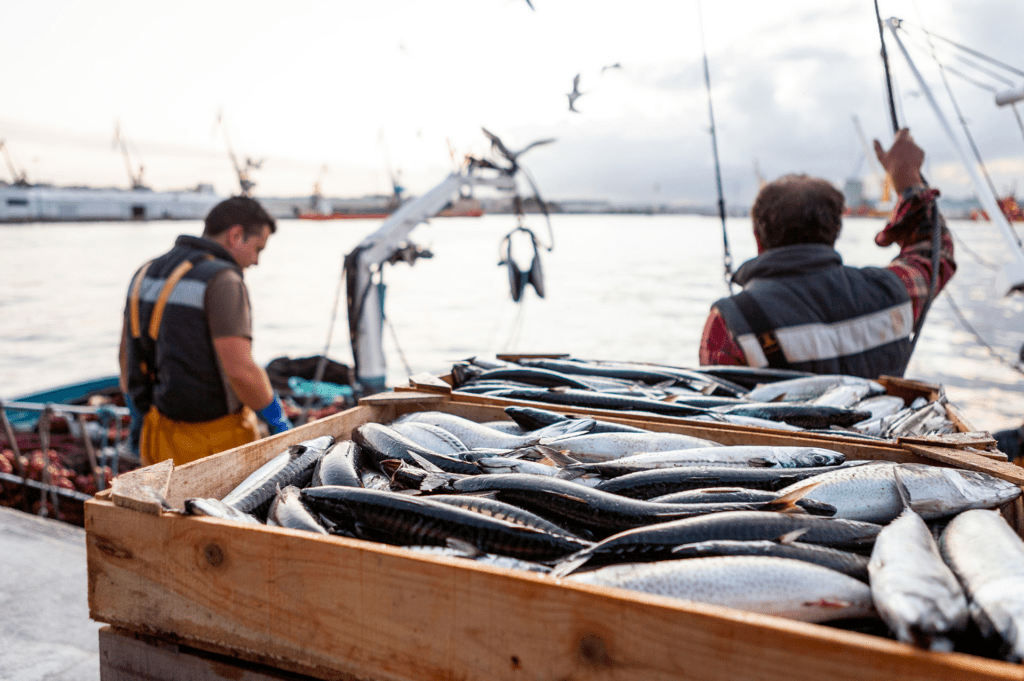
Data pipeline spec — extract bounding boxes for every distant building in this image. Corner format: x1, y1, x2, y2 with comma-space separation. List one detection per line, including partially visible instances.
843, 178, 866, 210
0, 183, 220, 222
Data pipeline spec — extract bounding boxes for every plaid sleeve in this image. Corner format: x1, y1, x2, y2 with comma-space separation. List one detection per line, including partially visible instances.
879, 187, 957, 323
699, 307, 748, 366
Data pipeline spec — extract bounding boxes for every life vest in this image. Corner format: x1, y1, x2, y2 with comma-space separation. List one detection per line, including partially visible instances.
713, 243, 913, 378
126, 235, 243, 422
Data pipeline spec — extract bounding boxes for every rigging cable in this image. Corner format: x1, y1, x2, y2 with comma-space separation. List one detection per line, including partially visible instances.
875, 14, 943, 376
696, 0, 733, 292
943, 291, 1024, 378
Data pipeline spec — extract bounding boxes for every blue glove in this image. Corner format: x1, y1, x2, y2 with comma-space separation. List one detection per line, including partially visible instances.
256, 394, 293, 435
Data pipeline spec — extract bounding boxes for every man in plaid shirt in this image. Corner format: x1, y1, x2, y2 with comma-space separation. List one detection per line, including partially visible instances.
699, 129, 955, 378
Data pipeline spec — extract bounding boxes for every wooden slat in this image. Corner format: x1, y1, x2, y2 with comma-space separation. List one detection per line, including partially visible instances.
99, 626, 322, 680
86, 500, 1022, 681
901, 443, 1024, 487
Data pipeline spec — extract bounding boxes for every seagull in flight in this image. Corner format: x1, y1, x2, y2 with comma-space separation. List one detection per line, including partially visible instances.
601, 63, 622, 73
567, 73, 583, 113
481, 127, 555, 173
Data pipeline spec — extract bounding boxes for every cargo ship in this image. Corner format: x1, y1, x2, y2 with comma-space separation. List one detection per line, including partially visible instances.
0, 182, 222, 223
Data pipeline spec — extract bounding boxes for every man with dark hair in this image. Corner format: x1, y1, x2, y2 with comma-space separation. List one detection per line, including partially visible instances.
119, 195, 292, 466
699, 129, 956, 378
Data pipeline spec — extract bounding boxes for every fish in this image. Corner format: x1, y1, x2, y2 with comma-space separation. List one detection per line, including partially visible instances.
688, 412, 804, 431
696, 365, 813, 391
353, 423, 480, 475
851, 395, 906, 422
389, 421, 469, 454
266, 485, 329, 534
547, 446, 844, 477
184, 497, 262, 525
300, 486, 592, 562
554, 511, 883, 574
503, 406, 650, 434
221, 435, 335, 515
567, 556, 876, 623
868, 469, 968, 650
451, 474, 810, 537
713, 403, 873, 429
745, 375, 885, 403
650, 487, 837, 516
394, 411, 594, 450
463, 387, 716, 417
777, 462, 1021, 525
517, 358, 682, 386
465, 366, 599, 390
940, 509, 1024, 662
594, 464, 860, 500
311, 440, 363, 488
810, 383, 878, 409
671, 538, 869, 582
532, 431, 720, 464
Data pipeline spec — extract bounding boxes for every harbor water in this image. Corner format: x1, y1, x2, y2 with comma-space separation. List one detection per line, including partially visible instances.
1, 214, 1022, 432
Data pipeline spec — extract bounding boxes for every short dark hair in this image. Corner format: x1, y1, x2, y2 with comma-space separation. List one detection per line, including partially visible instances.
203, 196, 276, 238
752, 174, 844, 250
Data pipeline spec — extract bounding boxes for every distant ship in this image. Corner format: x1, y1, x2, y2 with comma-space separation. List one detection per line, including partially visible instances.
970, 195, 1024, 222
0, 182, 222, 223
297, 196, 484, 220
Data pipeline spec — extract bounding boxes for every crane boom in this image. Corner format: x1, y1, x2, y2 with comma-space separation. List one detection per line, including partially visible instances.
0, 140, 29, 186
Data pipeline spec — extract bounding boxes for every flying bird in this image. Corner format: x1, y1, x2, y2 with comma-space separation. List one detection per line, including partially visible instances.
567, 73, 583, 113
524, 0, 535, 9
601, 63, 622, 73
481, 127, 555, 173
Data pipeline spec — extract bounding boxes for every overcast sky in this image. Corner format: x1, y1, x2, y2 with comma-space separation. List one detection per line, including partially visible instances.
2, 0, 1022, 206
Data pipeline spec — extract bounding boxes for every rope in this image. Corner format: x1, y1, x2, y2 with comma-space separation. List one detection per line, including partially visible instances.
943, 290, 1024, 378
949, 229, 1000, 270
900, 21, 1024, 79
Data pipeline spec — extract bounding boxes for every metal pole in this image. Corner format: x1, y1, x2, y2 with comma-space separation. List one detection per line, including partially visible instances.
886, 18, 1024, 292
77, 413, 103, 493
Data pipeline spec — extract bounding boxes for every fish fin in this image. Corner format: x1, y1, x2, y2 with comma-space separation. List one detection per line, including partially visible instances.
892, 465, 912, 510
769, 394, 788, 402
555, 468, 588, 481
550, 552, 592, 578
445, 538, 484, 557
747, 457, 774, 468
767, 483, 818, 511
407, 450, 445, 473
652, 379, 675, 390
540, 447, 581, 468
776, 528, 811, 544
394, 488, 422, 496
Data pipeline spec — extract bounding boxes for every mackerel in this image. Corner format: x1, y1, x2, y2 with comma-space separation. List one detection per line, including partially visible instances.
535, 431, 720, 463
300, 486, 591, 562
403, 542, 552, 574
394, 411, 593, 449
567, 556, 875, 623
713, 403, 872, 429
184, 497, 262, 525
427, 494, 585, 539
651, 487, 837, 516
671, 539, 869, 582
353, 423, 479, 475
594, 464, 856, 499
550, 446, 843, 477
504, 406, 649, 434
554, 510, 882, 574
311, 440, 363, 488
451, 474, 809, 537
777, 462, 1021, 524
267, 485, 328, 534
390, 421, 469, 454
221, 435, 334, 514
940, 509, 1024, 662
745, 375, 884, 403
869, 503, 968, 650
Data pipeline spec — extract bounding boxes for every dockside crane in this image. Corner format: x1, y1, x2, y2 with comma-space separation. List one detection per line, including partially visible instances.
0, 140, 30, 186
215, 110, 262, 196
113, 122, 148, 190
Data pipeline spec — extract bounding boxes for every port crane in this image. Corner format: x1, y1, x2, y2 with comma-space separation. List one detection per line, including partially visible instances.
0, 140, 30, 186
342, 129, 553, 392
112, 122, 148, 190
215, 111, 262, 196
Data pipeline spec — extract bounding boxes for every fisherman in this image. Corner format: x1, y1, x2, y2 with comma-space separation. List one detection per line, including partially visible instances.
119, 196, 292, 467
699, 129, 956, 379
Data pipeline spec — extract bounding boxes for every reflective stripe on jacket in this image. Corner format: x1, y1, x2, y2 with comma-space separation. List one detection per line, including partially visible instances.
126, 235, 243, 422
713, 243, 912, 378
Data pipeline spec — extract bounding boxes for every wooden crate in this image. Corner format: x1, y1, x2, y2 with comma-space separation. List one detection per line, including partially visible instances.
86, 391, 1024, 681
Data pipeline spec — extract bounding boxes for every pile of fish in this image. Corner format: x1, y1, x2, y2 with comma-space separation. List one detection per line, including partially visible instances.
175, 408, 1024, 663
449, 356, 958, 439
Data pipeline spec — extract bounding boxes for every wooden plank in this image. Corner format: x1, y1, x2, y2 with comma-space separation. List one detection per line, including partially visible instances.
110, 460, 173, 515
87, 500, 1022, 681
406, 372, 453, 393
901, 443, 1024, 487
99, 626, 323, 680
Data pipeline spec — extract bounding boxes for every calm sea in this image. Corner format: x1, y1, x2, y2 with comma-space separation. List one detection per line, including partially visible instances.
2, 214, 1022, 432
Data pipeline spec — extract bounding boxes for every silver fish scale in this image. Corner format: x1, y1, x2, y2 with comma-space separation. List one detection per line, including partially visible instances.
568, 556, 875, 623
940, 509, 1024, 662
